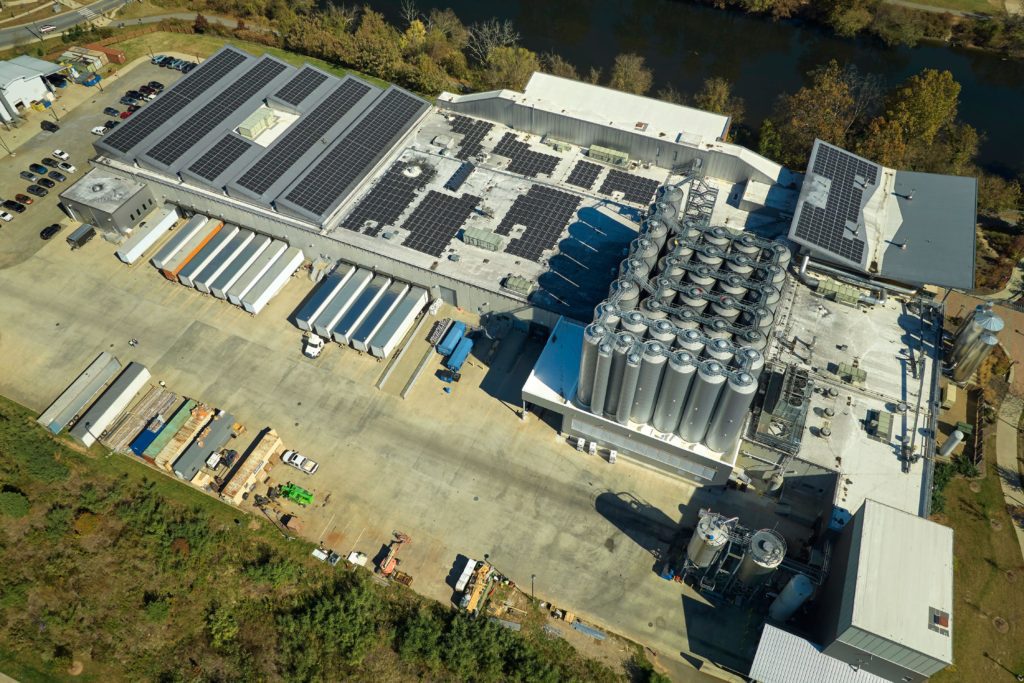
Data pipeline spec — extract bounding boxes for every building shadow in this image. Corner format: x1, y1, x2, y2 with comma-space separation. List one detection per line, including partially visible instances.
594, 491, 683, 569
473, 318, 546, 406
680, 592, 760, 675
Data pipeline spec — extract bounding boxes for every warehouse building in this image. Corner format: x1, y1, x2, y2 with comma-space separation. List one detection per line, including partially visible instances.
61, 168, 157, 237
0, 55, 63, 123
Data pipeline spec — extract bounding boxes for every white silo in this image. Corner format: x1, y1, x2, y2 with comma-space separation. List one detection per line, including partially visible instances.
938, 430, 965, 457
631, 341, 668, 425
951, 307, 1002, 366
952, 332, 998, 383
678, 361, 727, 443
576, 323, 607, 408
615, 350, 643, 425
769, 574, 814, 621
652, 351, 697, 434
704, 371, 758, 452
589, 342, 615, 418
687, 511, 731, 568
737, 529, 787, 585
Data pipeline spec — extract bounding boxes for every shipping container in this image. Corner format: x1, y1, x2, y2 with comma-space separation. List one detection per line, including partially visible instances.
221, 428, 283, 505
240, 247, 304, 315
227, 240, 287, 306
151, 214, 208, 270
350, 281, 409, 352
37, 352, 121, 434
193, 230, 254, 294
446, 336, 474, 372
129, 415, 166, 456
332, 275, 391, 344
437, 321, 467, 357
66, 223, 96, 250
172, 410, 239, 482
154, 402, 210, 471
159, 220, 224, 281
311, 268, 372, 338
211, 234, 271, 299
177, 224, 239, 288
68, 362, 151, 448
116, 206, 180, 265
144, 398, 196, 458
294, 266, 353, 331
370, 287, 428, 359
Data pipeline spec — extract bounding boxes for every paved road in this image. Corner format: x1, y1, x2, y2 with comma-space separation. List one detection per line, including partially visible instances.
0, 0, 129, 49
996, 397, 1024, 562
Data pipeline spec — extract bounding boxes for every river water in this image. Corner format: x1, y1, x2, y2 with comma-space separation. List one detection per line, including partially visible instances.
372, 0, 1023, 178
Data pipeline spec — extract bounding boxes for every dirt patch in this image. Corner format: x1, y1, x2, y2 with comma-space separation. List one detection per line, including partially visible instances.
990, 517, 1004, 531
970, 481, 982, 492
247, 518, 261, 530
170, 537, 190, 557
1006, 569, 1017, 583
67, 660, 84, 676
993, 616, 1009, 633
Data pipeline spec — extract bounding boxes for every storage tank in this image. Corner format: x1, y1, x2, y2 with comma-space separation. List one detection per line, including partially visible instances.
741, 306, 775, 331
590, 342, 615, 417
695, 245, 725, 269
576, 323, 607, 407
704, 338, 734, 363
615, 350, 643, 425
951, 308, 1003, 366
736, 329, 768, 351
595, 301, 621, 330
703, 318, 732, 340
726, 254, 754, 276
619, 257, 649, 280
770, 242, 792, 270
631, 237, 660, 270
613, 279, 640, 311
631, 341, 668, 424
711, 295, 741, 321
654, 201, 677, 224
678, 361, 727, 443
658, 255, 686, 283
952, 332, 998, 383
646, 220, 669, 250
652, 351, 697, 433
938, 429, 964, 457
604, 333, 638, 417
639, 297, 667, 319
733, 348, 765, 377
952, 303, 986, 348
703, 227, 732, 247
661, 185, 684, 209
621, 311, 649, 335
730, 233, 760, 256
676, 328, 704, 354
760, 263, 787, 286
718, 274, 748, 298
737, 529, 786, 585
679, 286, 708, 312
746, 285, 781, 309
650, 319, 676, 344
769, 574, 814, 621
654, 277, 678, 304
686, 512, 731, 568
672, 308, 701, 332
704, 371, 757, 452
687, 266, 717, 289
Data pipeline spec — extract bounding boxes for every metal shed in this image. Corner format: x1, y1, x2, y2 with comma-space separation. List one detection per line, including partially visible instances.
69, 362, 152, 447
350, 281, 409, 352
294, 265, 352, 331
37, 352, 122, 434
240, 246, 304, 315
171, 409, 238, 481
177, 224, 239, 288
210, 234, 271, 299
193, 229, 255, 293
151, 213, 208, 269
311, 268, 372, 337
226, 240, 287, 306
332, 274, 391, 345
115, 206, 180, 265
369, 287, 427, 359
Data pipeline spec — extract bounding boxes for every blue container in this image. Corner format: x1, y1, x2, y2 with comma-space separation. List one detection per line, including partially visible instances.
129, 416, 167, 456
436, 321, 466, 357
445, 336, 473, 372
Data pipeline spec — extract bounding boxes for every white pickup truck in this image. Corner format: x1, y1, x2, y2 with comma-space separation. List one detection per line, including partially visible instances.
303, 333, 325, 358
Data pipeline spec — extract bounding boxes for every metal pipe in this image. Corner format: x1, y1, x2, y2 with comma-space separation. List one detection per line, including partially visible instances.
797, 254, 889, 305
802, 255, 914, 297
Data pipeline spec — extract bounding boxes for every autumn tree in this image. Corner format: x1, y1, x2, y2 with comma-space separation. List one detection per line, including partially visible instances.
608, 53, 653, 95
479, 46, 540, 90
541, 52, 578, 80
344, 8, 405, 82
694, 77, 746, 126
656, 84, 684, 104
193, 13, 210, 34
466, 18, 519, 64
739, 0, 809, 19
977, 175, 1023, 216
757, 119, 783, 161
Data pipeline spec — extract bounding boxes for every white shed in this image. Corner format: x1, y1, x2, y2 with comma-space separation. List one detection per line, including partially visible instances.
0, 56, 62, 123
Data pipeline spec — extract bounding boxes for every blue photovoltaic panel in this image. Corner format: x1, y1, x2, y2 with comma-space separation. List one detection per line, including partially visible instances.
235, 79, 373, 195
274, 67, 328, 105
187, 134, 253, 181
285, 89, 427, 217
146, 59, 288, 166
103, 49, 247, 153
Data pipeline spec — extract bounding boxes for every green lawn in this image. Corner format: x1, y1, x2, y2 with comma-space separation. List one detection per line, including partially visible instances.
892, 0, 1004, 14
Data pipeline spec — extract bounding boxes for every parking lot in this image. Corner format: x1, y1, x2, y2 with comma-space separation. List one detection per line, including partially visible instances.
0, 56, 774, 680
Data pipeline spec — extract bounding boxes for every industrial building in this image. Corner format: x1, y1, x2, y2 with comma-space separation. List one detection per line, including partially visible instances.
0, 55, 64, 123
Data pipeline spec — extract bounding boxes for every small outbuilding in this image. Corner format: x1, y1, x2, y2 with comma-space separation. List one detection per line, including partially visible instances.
0, 55, 63, 123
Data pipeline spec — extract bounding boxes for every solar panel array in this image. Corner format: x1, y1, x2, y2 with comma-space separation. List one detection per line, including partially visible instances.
496, 185, 581, 262
274, 67, 328, 106
566, 160, 602, 190
146, 59, 287, 166
401, 190, 480, 257
444, 161, 474, 192
103, 49, 248, 153
235, 79, 373, 195
341, 160, 436, 236
284, 89, 427, 217
493, 133, 559, 177
187, 134, 253, 181
598, 169, 660, 205
792, 144, 878, 264
449, 115, 493, 160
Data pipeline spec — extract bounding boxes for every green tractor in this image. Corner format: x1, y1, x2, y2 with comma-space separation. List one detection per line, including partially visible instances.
280, 482, 314, 506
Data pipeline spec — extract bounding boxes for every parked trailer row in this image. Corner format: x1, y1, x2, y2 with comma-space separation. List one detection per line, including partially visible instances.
334, 274, 391, 345
228, 240, 287, 306
151, 214, 208, 270
143, 398, 196, 460
194, 230, 255, 293
160, 219, 224, 281
69, 362, 152, 448
311, 268, 372, 338
36, 352, 122, 434
116, 206, 180, 265
211, 234, 271, 299
177, 224, 238, 288
369, 287, 428, 359
294, 265, 352, 332
351, 281, 409, 352
240, 246, 304, 315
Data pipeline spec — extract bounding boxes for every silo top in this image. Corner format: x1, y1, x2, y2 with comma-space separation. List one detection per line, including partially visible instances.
974, 310, 1004, 334
748, 529, 786, 567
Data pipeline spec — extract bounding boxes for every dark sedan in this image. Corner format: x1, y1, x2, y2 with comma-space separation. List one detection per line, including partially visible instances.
48, 171, 67, 182
103, 106, 119, 116
19, 171, 36, 182
29, 163, 47, 175
38, 178, 56, 189
40, 120, 59, 132
26, 185, 48, 198
40, 224, 62, 240
2, 200, 26, 213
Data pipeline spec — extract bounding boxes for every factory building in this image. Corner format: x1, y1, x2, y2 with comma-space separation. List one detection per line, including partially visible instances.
0, 55, 63, 123
61, 168, 157, 236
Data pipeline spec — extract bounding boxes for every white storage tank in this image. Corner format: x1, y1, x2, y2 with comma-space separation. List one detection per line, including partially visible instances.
737, 529, 786, 585
687, 512, 731, 568
769, 574, 813, 621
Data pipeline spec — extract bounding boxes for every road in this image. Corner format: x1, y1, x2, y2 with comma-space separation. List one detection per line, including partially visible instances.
0, 0, 129, 49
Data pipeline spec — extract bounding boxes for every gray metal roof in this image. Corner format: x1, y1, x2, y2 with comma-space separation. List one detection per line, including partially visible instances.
0, 55, 62, 87
749, 625, 889, 683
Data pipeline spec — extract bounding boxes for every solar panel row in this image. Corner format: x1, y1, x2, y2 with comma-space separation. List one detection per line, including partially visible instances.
598, 169, 660, 205
566, 160, 601, 190
341, 160, 436, 236
401, 190, 480, 257
496, 185, 581, 262
449, 114, 493, 160
284, 89, 427, 217
235, 78, 373, 195
274, 67, 328, 106
492, 133, 559, 178
146, 58, 287, 166
187, 134, 253, 181
444, 161, 474, 192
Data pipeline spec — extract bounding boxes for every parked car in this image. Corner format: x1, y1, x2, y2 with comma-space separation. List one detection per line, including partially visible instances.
37, 178, 55, 189
102, 106, 119, 117
48, 171, 67, 182
119, 110, 131, 119
57, 161, 76, 173
66, 223, 96, 249
39, 24, 56, 33
91, 126, 107, 136
125, 89, 142, 99
281, 450, 319, 475
0, 211, 12, 222
127, 104, 140, 113
182, 63, 196, 73
2, 200, 26, 213
148, 80, 164, 90
40, 224, 62, 240
119, 96, 137, 106
104, 120, 120, 129
41, 158, 58, 168
29, 163, 47, 174
18, 171, 36, 182
26, 185, 48, 198
14, 194, 33, 205
52, 149, 70, 161
150, 54, 165, 64
40, 120, 59, 132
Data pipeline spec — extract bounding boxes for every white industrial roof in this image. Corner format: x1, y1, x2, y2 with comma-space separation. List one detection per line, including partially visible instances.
847, 499, 954, 664
0, 55, 62, 88
749, 625, 889, 683
519, 72, 731, 145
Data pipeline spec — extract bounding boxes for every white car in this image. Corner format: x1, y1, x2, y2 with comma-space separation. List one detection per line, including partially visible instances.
304, 333, 325, 358
0, 211, 12, 222
281, 449, 319, 475
57, 161, 76, 173
52, 149, 69, 161
91, 126, 106, 136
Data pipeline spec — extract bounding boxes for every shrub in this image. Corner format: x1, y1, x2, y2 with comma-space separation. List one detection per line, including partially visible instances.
0, 491, 29, 517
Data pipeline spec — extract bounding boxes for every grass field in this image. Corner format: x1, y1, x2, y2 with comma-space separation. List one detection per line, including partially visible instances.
892, 0, 1006, 14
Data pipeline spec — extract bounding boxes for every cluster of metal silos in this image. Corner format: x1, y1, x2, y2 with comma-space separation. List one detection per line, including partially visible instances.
948, 302, 1003, 383
576, 183, 791, 454
684, 510, 789, 593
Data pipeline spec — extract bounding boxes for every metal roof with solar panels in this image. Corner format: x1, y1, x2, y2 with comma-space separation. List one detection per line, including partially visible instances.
566, 160, 602, 190
598, 168, 661, 205
496, 185, 582, 262
788, 140, 976, 288
400, 190, 481, 258
341, 159, 437, 236
448, 114, 493, 160
492, 132, 560, 178
271, 65, 330, 108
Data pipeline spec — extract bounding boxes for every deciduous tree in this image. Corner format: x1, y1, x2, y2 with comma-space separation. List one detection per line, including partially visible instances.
479, 45, 539, 90
694, 76, 746, 126
608, 53, 653, 95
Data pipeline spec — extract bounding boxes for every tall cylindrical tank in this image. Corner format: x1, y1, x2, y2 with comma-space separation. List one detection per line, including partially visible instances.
687, 267, 717, 289
703, 318, 732, 340
704, 338, 735, 363
952, 303, 985, 348
678, 361, 727, 443
938, 429, 965, 457
654, 202, 677, 224
619, 257, 649, 280
672, 308, 702, 331
631, 341, 668, 424
615, 350, 643, 425
639, 297, 666, 319
613, 279, 640, 311
661, 185, 684, 210
704, 371, 758, 452
731, 233, 761, 256
734, 348, 764, 377
952, 332, 998, 383
770, 243, 792, 270
760, 263, 787, 286
711, 295, 741, 322
686, 512, 730, 568
769, 574, 814, 621
659, 255, 687, 283
736, 329, 768, 351
741, 306, 775, 331
595, 301, 621, 331
746, 285, 781, 309
604, 333, 638, 417
679, 286, 708, 312
951, 308, 1003, 366
726, 254, 755, 276
631, 237, 660, 270
703, 227, 732, 247
646, 220, 669, 250
718, 274, 748, 298
576, 323, 606, 407
650, 319, 676, 343
589, 342, 614, 418
737, 529, 787, 585
696, 245, 725, 269
652, 351, 697, 433
677, 328, 705, 354
621, 310, 648, 335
